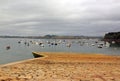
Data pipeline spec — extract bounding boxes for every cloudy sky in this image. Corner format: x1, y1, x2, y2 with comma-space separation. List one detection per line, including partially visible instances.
0, 0, 120, 36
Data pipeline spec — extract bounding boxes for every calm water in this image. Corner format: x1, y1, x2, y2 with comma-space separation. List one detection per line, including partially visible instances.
0, 38, 120, 64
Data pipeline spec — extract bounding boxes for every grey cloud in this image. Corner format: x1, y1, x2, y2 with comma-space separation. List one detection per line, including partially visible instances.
0, 0, 120, 36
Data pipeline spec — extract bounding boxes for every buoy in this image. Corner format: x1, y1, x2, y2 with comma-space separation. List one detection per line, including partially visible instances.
6, 46, 11, 50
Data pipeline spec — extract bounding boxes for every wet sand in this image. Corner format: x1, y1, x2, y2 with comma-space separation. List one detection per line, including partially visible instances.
0, 52, 120, 81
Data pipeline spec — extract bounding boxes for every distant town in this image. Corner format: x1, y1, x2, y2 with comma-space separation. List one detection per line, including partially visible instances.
0, 35, 103, 39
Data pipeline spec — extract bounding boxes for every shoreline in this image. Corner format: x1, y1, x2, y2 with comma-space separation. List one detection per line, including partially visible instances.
1, 52, 119, 67
1, 52, 117, 67
0, 52, 120, 66
0, 52, 120, 81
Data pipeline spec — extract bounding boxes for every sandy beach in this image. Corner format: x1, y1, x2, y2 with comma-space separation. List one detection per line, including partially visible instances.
0, 52, 120, 81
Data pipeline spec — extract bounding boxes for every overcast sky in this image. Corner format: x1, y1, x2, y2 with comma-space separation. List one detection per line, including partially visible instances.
0, 0, 120, 36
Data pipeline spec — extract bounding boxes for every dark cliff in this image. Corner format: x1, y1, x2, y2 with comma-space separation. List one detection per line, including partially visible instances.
104, 32, 120, 46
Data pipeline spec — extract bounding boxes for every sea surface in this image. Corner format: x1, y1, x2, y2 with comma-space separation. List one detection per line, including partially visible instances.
0, 38, 120, 64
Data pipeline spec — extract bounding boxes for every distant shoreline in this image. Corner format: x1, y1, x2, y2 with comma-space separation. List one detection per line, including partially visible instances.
0, 35, 103, 39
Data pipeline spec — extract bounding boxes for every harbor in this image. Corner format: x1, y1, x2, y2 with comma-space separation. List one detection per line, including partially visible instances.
0, 38, 120, 64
